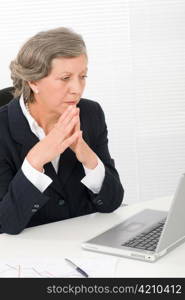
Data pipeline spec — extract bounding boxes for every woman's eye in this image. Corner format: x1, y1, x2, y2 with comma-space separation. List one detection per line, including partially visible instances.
61, 75, 88, 81
62, 77, 70, 81
81, 75, 88, 79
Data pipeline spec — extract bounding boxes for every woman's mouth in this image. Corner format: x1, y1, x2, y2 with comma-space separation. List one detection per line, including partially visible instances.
64, 101, 77, 105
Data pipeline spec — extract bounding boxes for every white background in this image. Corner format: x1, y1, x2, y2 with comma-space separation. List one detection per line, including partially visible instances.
0, 0, 185, 204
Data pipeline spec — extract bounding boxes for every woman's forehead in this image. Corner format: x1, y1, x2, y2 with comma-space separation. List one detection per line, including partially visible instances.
51, 55, 88, 74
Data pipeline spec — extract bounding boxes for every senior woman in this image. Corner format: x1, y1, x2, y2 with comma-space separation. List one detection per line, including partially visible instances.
0, 27, 124, 234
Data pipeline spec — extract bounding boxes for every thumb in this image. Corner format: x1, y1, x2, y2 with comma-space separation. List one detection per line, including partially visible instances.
78, 130, 83, 139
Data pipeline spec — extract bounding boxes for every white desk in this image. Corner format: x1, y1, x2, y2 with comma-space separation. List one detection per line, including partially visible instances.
0, 196, 185, 277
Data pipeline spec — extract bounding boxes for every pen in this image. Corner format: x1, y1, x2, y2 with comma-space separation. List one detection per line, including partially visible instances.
65, 258, 89, 278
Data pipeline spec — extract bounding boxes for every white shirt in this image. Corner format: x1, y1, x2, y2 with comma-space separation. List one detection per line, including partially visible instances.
20, 96, 105, 193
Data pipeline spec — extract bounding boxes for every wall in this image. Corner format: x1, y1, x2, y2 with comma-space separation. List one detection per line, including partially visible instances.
0, 0, 185, 204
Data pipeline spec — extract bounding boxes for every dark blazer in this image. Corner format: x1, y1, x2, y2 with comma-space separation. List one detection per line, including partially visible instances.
0, 97, 124, 234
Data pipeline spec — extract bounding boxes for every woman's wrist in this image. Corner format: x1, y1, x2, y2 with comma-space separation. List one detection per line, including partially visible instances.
26, 152, 44, 173
82, 152, 98, 169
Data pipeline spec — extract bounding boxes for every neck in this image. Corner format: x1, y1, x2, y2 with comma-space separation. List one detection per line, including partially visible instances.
28, 102, 60, 135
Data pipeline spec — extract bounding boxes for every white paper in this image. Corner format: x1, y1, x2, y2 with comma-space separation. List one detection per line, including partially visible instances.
0, 256, 117, 278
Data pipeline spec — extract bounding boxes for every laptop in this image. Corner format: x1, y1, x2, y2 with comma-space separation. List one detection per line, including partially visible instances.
82, 174, 185, 262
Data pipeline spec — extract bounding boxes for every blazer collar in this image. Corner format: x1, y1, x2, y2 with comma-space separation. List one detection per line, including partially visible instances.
7, 98, 79, 194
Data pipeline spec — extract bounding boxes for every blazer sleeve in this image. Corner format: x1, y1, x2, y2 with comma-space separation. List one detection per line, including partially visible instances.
87, 102, 124, 213
0, 145, 50, 234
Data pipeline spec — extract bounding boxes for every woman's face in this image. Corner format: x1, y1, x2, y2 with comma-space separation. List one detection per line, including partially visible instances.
33, 54, 88, 114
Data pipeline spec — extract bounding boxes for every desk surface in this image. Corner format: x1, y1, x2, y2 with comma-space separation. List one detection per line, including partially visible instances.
1, 196, 184, 277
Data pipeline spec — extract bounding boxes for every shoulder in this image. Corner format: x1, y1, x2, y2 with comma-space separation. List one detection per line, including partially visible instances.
0, 105, 10, 154
0, 104, 9, 130
0, 98, 18, 138
78, 98, 107, 144
78, 98, 100, 108
78, 98, 105, 119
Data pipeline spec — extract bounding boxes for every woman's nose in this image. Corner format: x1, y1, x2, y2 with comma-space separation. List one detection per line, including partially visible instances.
69, 79, 84, 94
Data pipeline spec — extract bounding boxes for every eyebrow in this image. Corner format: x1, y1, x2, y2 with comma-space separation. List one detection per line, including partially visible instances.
60, 68, 88, 75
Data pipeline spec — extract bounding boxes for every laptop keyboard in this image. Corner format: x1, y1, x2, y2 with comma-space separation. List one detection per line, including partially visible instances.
122, 218, 166, 251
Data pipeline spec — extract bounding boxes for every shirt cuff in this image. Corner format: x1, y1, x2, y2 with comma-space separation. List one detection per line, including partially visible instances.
81, 157, 105, 194
22, 158, 53, 193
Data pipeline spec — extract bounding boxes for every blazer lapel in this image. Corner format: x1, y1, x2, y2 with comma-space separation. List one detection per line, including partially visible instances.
44, 162, 66, 197
57, 148, 77, 187
8, 98, 66, 197
8, 98, 40, 160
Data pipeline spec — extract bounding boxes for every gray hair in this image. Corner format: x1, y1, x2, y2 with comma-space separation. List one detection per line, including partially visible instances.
10, 27, 87, 103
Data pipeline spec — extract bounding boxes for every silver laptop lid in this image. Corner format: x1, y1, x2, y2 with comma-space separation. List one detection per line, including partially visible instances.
157, 174, 185, 252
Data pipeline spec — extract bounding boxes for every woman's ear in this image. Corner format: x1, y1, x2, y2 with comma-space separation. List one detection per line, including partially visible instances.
28, 81, 39, 94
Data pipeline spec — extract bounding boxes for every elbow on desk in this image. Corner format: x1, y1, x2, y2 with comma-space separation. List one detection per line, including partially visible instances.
97, 184, 124, 213
0, 223, 25, 235
0, 229, 23, 235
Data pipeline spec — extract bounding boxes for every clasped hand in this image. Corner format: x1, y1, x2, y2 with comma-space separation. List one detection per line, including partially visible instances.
26, 105, 98, 172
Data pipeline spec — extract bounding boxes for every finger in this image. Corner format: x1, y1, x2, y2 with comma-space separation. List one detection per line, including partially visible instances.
76, 108, 80, 131
61, 130, 81, 152
74, 113, 80, 133
63, 115, 79, 139
59, 106, 79, 129
57, 105, 76, 125
77, 130, 83, 143
73, 108, 80, 130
